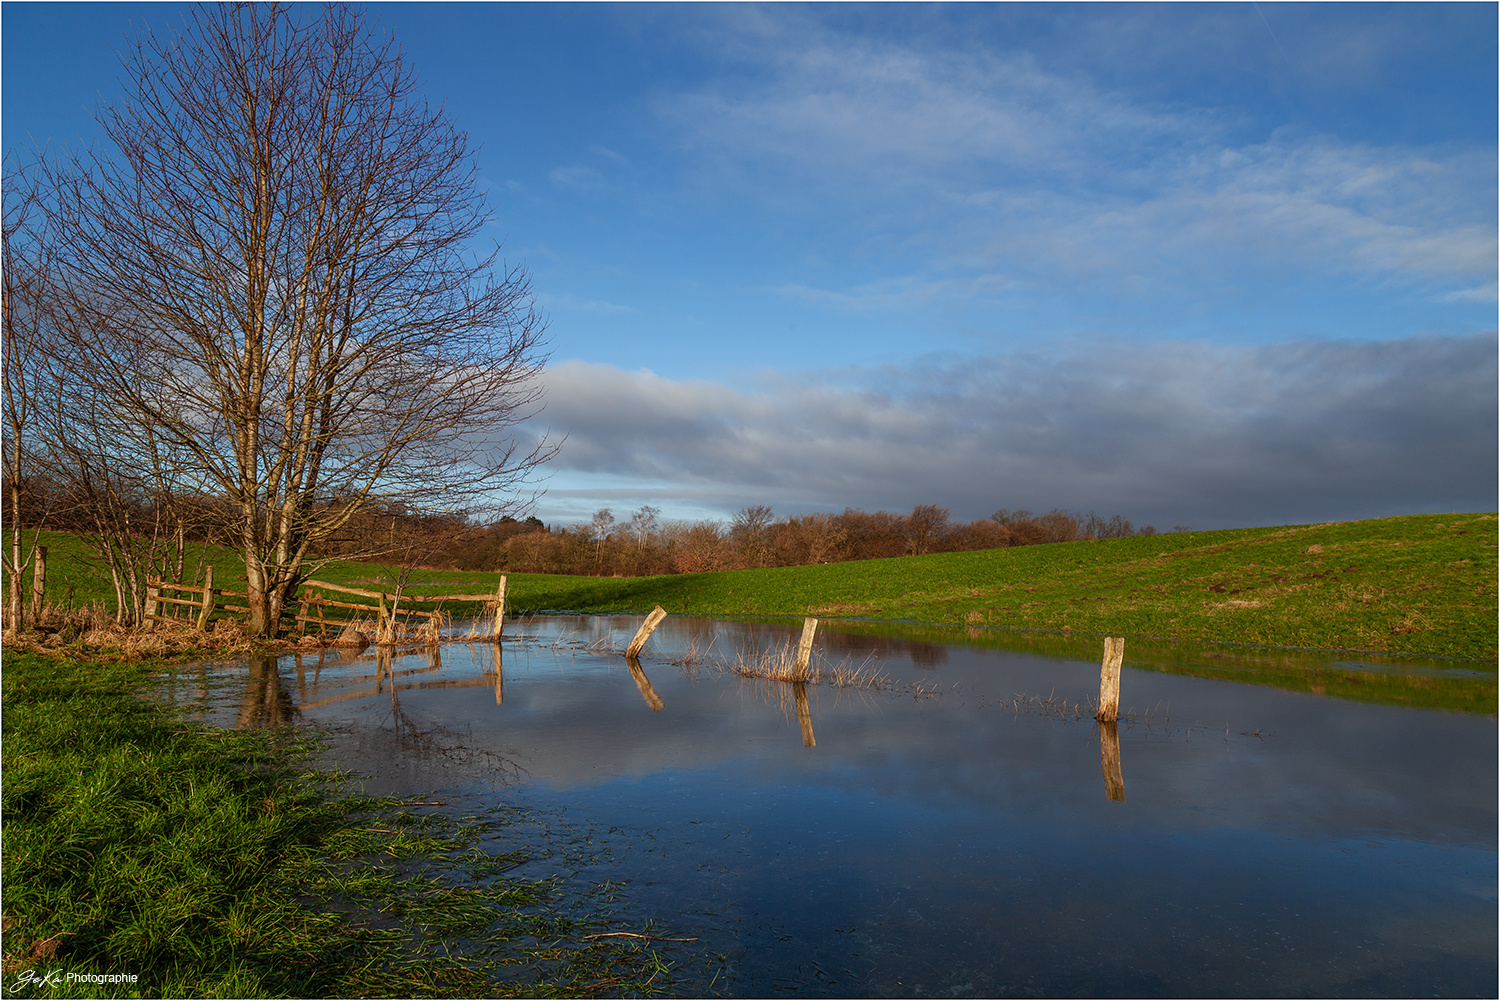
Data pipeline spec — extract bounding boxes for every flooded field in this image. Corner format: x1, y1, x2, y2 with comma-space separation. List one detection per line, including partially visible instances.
162, 617, 1497, 997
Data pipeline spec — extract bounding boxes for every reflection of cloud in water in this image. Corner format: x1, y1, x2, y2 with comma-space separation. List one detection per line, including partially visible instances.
203, 619, 1492, 849
173, 616, 1495, 996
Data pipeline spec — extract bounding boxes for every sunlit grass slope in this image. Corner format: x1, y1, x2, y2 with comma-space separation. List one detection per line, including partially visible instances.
10, 512, 1496, 661
487, 513, 1496, 661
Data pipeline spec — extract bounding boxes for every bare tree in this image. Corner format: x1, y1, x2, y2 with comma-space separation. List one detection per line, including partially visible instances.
626, 505, 660, 555
1, 157, 49, 630
731, 504, 774, 568
588, 508, 616, 569
40, 4, 552, 635
905, 503, 950, 556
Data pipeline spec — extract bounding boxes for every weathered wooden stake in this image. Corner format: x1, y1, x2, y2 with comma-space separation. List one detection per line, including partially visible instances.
29, 545, 47, 617
492, 575, 507, 642
794, 616, 819, 681
1096, 636, 1125, 722
1099, 720, 1125, 802
197, 565, 215, 631
625, 605, 668, 658
144, 582, 160, 626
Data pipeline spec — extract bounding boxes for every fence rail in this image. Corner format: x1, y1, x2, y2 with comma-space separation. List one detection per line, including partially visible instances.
145, 570, 508, 643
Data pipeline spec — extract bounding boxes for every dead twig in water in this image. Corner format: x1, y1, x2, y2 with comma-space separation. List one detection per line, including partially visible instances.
582, 931, 699, 942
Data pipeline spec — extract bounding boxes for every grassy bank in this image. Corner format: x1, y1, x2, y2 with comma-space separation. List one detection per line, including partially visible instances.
0, 652, 691, 997
480, 512, 1496, 662
10, 512, 1497, 661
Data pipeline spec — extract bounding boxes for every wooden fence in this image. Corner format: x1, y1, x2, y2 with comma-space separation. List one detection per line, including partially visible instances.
145, 569, 508, 644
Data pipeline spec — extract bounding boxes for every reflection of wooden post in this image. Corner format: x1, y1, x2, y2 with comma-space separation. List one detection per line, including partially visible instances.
626, 655, 665, 712
793, 681, 815, 747
1099, 720, 1125, 802
794, 617, 818, 681
375, 646, 393, 694
198, 565, 215, 631
29, 546, 47, 616
492, 576, 507, 642
1096, 636, 1125, 722
492, 643, 504, 705
625, 605, 668, 658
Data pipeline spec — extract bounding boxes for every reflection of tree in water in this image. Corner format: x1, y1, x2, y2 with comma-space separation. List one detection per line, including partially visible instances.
369, 645, 528, 786
237, 650, 299, 729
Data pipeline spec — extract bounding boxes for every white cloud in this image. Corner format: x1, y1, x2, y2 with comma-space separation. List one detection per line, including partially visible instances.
655, 17, 1496, 302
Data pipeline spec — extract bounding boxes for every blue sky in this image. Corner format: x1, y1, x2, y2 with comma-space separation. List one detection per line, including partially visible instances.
4, 3, 1495, 530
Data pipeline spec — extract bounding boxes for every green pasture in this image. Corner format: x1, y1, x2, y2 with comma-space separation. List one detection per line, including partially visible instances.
9, 513, 1497, 662
466, 512, 1495, 662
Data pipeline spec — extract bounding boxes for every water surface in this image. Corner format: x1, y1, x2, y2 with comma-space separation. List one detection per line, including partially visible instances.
165, 616, 1497, 997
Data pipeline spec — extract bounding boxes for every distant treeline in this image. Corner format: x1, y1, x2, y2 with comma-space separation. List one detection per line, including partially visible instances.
6, 472, 1156, 578
425, 504, 1156, 576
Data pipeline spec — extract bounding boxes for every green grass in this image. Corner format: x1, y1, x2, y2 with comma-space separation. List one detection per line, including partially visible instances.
498, 512, 1498, 662
0, 652, 699, 997
11, 512, 1496, 671
795, 619, 1495, 714
19, 514, 1495, 661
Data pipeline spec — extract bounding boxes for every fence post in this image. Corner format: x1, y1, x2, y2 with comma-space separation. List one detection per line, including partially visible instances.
794, 617, 819, 681
144, 580, 160, 626
492, 575, 507, 642
625, 605, 668, 658
197, 565, 215, 631
1096, 636, 1125, 722
29, 545, 47, 617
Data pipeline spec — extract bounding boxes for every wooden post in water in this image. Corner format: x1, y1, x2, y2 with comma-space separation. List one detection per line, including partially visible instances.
1099, 720, 1126, 802
625, 606, 668, 658
491, 575, 507, 642
29, 546, 47, 617
197, 565, 215, 631
1096, 636, 1125, 722
794, 617, 819, 681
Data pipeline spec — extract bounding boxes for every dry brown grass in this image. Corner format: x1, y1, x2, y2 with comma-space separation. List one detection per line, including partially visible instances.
724, 643, 891, 690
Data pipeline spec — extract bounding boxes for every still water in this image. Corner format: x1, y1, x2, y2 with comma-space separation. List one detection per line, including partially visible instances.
166, 617, 1496, 997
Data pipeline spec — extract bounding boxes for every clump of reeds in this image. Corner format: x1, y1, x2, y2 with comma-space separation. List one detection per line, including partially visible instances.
668, 637, 709, 668
725, 644, 892, 691
728, 644, 804, 683
585, 635, 621, 657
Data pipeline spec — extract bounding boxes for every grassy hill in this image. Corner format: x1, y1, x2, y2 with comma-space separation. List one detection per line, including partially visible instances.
9, 512, 1496, 661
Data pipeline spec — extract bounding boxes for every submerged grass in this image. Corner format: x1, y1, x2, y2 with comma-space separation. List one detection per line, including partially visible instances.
0, 652, 698, 998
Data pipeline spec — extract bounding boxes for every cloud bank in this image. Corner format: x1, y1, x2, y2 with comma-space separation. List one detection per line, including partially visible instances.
525, 333, 1496, 530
